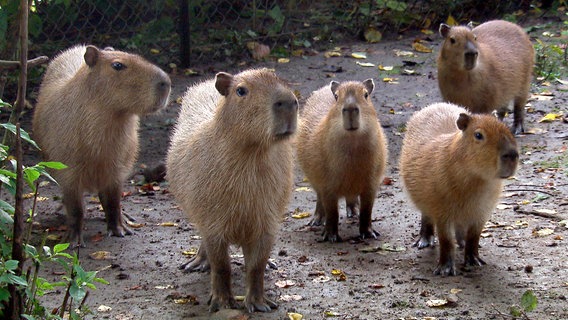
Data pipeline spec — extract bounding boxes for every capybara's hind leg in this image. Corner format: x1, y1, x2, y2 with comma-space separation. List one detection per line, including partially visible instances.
358, 190, 379, 239
179, 244, 210, 272
243, 234, 278, 313
99, 184, 133, 237
345, 196, 359, 218
63, 187, 86, 247
206, 239, 237, 312
308, 192, 325, 226
414, 214, 435, 249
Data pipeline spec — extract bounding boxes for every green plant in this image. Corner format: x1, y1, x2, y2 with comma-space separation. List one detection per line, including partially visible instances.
0, 99, 107, 319
534, 38, 567, 82
509, 290, 538, 319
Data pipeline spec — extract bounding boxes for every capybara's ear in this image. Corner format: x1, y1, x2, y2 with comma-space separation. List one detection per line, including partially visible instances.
84, 45, 100, 67
439, 24, 451, 38
456, 113, 471, 131
363, 79, 374, 95
215, 72, 233, 96
330, 81, 340, 100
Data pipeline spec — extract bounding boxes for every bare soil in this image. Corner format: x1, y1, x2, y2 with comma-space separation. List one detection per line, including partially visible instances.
15, 22, 568, 320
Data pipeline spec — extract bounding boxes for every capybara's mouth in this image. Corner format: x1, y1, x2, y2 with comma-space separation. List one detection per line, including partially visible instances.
464, 55, 477, 70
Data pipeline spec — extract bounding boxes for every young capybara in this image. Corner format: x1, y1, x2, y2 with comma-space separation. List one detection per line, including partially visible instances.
297, 79, 388, 243
166, 68, 298, 313
33, 45, 171, 246
399, 102, 519, 276
437, 20, 534, 135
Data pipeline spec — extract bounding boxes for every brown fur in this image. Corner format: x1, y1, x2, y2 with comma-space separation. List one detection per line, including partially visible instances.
296, 80, 388, 242
399, 102, 519, 276
437, 20, 534, 135
33, 45, 171, 246
166, 68, 298, 313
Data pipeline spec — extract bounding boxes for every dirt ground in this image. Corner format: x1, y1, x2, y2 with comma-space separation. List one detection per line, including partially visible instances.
14, 19, 568, 320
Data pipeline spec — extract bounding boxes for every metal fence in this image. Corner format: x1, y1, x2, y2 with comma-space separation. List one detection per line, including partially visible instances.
2, 0, 527, 72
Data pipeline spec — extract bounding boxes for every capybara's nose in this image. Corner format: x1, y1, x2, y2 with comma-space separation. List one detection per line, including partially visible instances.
501, 149, 519, 162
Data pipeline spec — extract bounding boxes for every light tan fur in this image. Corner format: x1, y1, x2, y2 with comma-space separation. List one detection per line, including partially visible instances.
296, 80, 388, 242
400, 102, 519, 276
166, 68, 298, 313
33, 45, 171, 246
437, 20, 534, 135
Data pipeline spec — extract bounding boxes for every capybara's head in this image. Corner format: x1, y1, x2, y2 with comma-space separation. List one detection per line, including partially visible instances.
214, 68, 298, 145
439, 23, 479, 71
456, 113, 519, 180
330, 79, 375, 131
83, 45, 171, 114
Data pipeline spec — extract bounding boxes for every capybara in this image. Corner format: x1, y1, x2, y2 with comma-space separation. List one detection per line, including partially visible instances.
33, 45, 171, 246
437, 20, 534, 135
166, 68, 298, 312
399, 102, 519, 276
296, 79, 388, 243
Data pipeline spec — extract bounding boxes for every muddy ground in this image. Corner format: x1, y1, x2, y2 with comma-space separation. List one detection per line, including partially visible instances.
13, 18, 568, 320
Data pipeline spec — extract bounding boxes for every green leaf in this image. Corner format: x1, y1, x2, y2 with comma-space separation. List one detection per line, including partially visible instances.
94, 277, 110, 285
38, 161, 68, 170
69, 281, 86, 301
0, 123, 40, 149
0, 273, 28, 286
521, 290, 538, 312
4, 260, 19, 271
0, 288, 9, 303
53, 243, 70, 254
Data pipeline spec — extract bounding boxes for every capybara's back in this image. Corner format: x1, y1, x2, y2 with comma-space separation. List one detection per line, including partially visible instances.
437, 20, 534, 134
167, 68, 298, 313
33, 44, 171, 246
400, 102, 518, 276
297, 80, 387, 243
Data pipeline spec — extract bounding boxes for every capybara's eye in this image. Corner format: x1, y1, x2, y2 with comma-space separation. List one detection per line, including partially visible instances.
364, 92, 369, 99
474, 132, 484, 140
333, 93, 338, 100
450, 37, 456, 44
111, 62, 126, 71
236, 87, 248, 97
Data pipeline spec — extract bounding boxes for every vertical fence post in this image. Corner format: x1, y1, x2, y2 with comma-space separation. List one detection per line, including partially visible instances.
179, 0, 190, 68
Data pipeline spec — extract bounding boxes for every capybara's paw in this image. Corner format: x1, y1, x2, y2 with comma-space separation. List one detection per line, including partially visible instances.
464, 253, 486, 267
65, 230, 86, 248
308, 215, 324, 226
346, 206, 359, 219
321, 231, 342, 243
360, 228, 379, 240
413, 236, 435, 249
245, 295, 278, 313
511, 123, 524, 136
107, 224, 133, 238
208, 294, 238, 313
434, 260, 457, 276
179, 254, 210, 273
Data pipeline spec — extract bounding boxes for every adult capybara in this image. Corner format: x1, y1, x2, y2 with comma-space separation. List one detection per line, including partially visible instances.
33, 45, 171, 246
400, 102, 519, 276
297, 79, 388, 243
437, 20, 534, 135
166, 69, 298, 313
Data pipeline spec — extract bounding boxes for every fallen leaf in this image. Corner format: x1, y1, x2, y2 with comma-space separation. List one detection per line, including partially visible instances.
275, 280, 296, 288
382, 77, 399, 84
412, 42, 433, 53
295, 187, 312, 192
538, 113, 562, 122
534, 228, 554, 237
287, 312, 303, 320
278, 58, 290, 63
312, 276, 331, 283
382, 177, 393, 185
351, 52, 367, 59
182, 248, 198, 256
155, 285, 175, 290
97, 305, 112, 312
356, 61, 376, 67
369, 283, 385, 289
380, 243, 406, 252
126, 220, 145, 228
426, 299, 449, 307
496, 204, 513, 210
89, 251, 113, 260
46, 234, 62, 241
535, 208, 557, 215
324, 310, 339, 317
281, 295, 303, 302
446, 15, 458, 26
91, 233, 104, 242
158, 222, 178, 227
150, 48, 160, 54
324, 51, 342, 58
378, 65, 394, 71
393, 49, 415, 57
450, 288, 462, 294
292, 211, 311, 219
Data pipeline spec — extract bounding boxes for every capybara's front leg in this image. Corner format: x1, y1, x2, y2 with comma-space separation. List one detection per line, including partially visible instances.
206, 239, 237, 312
99, 184, 133, 237
243, 234, 278, 313
358, 190, 378, 239
413, 214, 435, 249
322, 194, 341, 243
464, 224, 486, 267
179, 244, 210, 272
512, 96, 526, 135
63, 186, 86, 247
434, 220, 456, 276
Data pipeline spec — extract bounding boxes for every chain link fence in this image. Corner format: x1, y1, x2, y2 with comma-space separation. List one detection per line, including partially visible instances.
0, 0, 527, 100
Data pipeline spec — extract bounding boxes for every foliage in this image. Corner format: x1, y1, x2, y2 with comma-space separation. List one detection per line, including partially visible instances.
534, 38, 568, 82
0, 100, 105, 319
509, 290, 538, 318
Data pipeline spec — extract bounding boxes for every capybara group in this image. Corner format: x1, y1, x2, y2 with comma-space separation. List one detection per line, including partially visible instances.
166, 69, 298, 312
297, 79, 388, 243
437, 20, 534, 135
33, 45, 171, 246
400, 102, 519, 276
